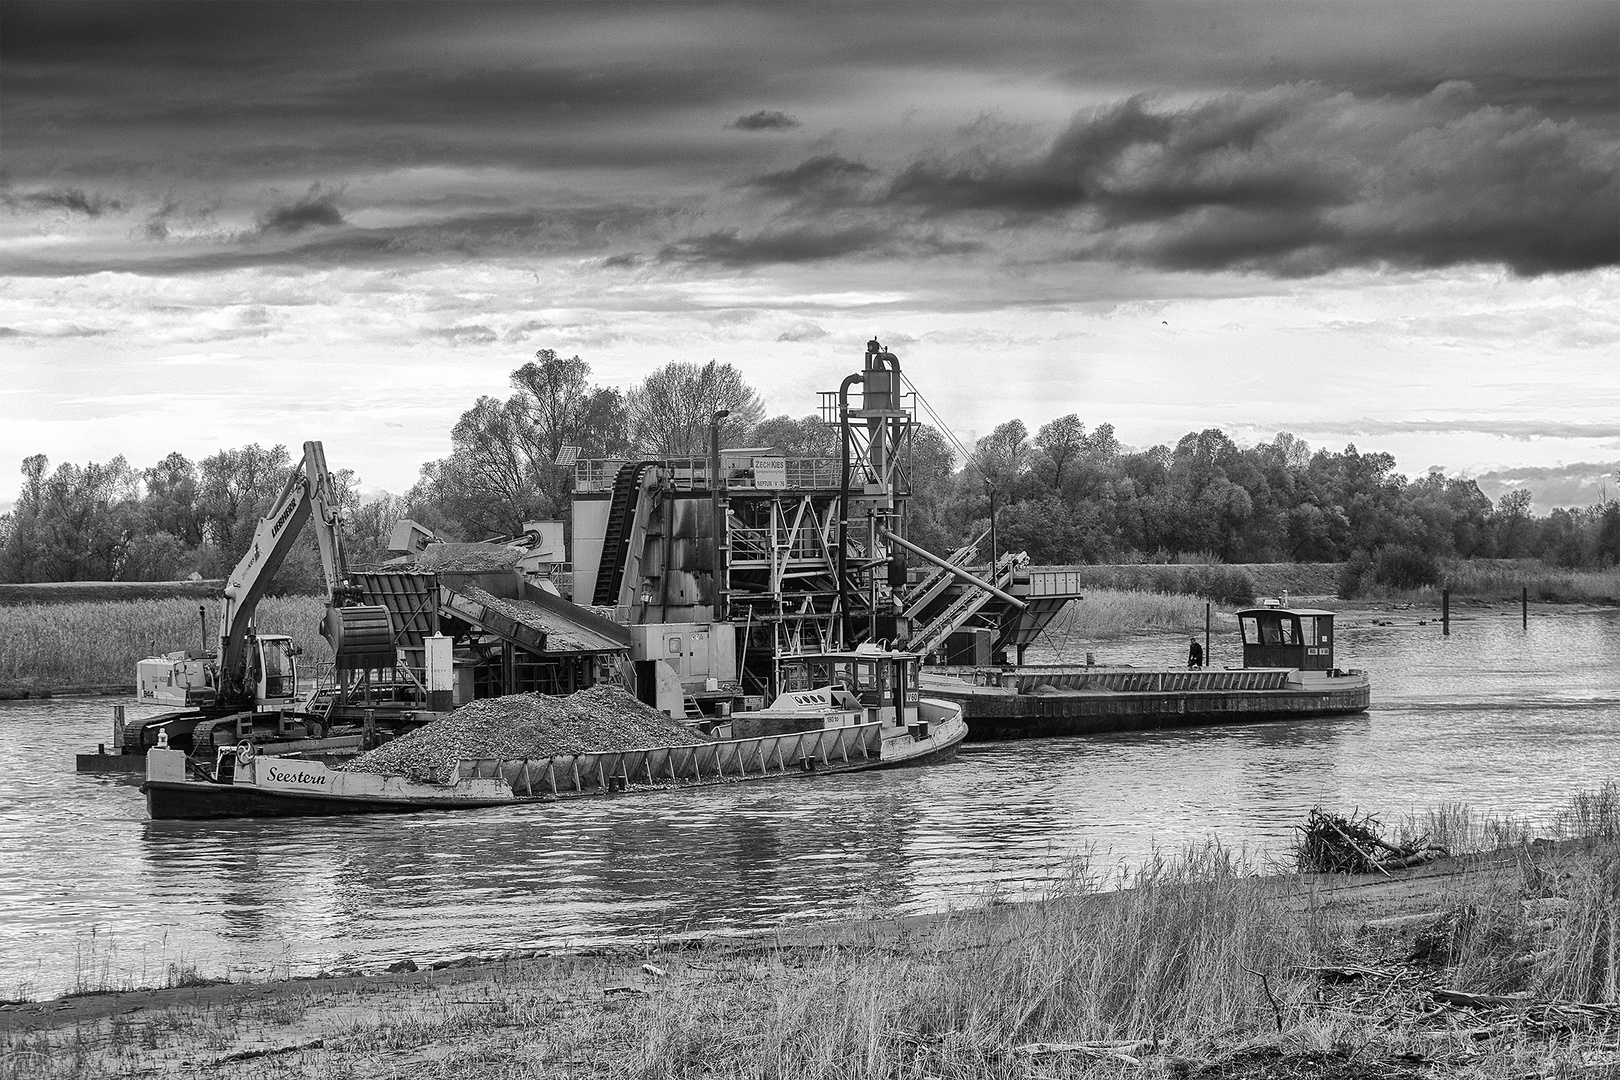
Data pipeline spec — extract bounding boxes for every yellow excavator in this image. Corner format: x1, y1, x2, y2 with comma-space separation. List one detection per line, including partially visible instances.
126, 441, 394, 754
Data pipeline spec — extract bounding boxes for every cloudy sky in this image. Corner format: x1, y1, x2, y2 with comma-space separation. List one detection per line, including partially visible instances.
3, 1, 1616, 510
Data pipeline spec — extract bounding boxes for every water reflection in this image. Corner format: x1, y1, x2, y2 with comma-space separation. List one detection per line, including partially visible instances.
4, 610, 1618, 993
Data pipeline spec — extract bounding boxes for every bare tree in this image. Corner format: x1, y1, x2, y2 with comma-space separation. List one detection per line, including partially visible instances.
626, 360, 764, 456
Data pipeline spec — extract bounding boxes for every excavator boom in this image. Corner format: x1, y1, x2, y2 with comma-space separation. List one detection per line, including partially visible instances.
218, 441, 392, 703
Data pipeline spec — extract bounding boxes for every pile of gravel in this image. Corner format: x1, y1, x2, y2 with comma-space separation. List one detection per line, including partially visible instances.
383, 543, 523, 573
343, 684, 707, 775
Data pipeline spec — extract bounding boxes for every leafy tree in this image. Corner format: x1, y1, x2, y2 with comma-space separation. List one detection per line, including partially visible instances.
197, 443, 293, 566
142, 452, 203, 545
1033, 414, 1087, 489
0, 454, 143, 581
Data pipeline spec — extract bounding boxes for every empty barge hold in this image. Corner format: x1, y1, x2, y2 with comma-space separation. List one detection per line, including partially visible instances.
922, 604, 1370, 739
142, 692, 966, 820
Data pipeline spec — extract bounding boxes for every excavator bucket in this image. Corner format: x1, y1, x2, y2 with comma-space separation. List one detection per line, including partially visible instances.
323, 604, 396, 670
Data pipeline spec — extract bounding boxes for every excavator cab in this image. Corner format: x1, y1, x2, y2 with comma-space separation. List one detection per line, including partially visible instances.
253, 634, 299, 707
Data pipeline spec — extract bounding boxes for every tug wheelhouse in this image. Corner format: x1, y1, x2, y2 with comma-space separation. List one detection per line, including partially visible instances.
1235, 606, 1338, 671
775, 646, 921, 728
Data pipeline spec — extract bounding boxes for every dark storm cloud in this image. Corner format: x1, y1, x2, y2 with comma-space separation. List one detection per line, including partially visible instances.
256, 191, 345, 235
730, 110, 800, 131
3, 187, 121, 216
748, 155, 877, 205
727, 86, 1617, 277
3, 2, 1614, 280
5, 203, 676, 277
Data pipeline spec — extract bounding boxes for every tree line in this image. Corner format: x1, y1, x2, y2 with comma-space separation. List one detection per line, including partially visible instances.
3, 350, 1617, 590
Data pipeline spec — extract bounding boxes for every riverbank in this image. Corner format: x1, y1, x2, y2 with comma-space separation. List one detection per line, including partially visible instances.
7, 817, 1616, 1079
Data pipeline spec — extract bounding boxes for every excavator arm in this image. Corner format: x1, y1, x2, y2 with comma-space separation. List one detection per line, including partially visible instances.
218, 441, 392, 703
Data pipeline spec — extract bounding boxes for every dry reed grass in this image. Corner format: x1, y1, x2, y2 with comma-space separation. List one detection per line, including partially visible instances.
1443, 559, 1620, 603
1044, 589, 1239, 638
1352, 558, 1620, 605
0, 596, 330, 690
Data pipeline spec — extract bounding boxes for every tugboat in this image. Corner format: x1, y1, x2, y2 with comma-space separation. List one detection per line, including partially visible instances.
920, 601, 1370, 739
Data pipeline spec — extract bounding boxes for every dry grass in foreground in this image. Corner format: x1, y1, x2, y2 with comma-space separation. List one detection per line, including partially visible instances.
0, 595, 330, 690
7, 787, 1620, 1078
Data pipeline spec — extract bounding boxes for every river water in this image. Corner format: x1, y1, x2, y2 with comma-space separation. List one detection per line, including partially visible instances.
3, 607, 1617, 997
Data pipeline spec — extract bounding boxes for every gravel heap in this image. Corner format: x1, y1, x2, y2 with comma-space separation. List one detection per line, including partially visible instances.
343, 684, 707, 775
383, 543, 524, 573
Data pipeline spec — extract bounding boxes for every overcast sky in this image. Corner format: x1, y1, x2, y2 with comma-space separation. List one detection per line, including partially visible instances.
2, 1, 1616, 511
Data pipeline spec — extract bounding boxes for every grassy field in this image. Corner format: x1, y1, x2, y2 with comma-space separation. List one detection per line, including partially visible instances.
6, 786, 1618, 1078
0, 596, 330, 691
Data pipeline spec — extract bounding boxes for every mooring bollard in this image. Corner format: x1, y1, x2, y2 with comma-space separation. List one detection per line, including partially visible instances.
1442, 589, 1450, 636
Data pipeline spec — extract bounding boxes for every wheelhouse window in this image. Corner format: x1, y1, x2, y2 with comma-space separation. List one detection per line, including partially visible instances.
1240, 616, 1259, 645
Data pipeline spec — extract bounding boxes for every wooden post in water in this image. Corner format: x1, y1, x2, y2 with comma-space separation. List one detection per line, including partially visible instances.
1442, 589, 1450, 636
112, 704, 125, 750
1522, 586, 1528, 629
1204, 602, 1211, 669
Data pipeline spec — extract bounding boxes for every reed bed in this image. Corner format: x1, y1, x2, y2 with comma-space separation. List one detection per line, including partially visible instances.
1040, 563, 1261, 605
1442, 559, 1620, 603
1042, 589, 1239, 639
1351, 559, 1620, 605
0, 596, 330, 690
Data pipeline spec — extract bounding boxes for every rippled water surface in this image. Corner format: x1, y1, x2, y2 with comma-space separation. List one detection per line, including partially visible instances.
3, 608, 1617, 995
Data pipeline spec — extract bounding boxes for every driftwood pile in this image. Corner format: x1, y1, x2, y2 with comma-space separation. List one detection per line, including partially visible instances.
1294, 807, 1449, 875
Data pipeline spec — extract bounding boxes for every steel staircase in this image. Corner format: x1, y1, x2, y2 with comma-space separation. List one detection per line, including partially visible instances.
908, 551, 1025, 657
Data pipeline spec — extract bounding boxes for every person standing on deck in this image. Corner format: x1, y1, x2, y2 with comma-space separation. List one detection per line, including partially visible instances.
1188, 638, 1203, 669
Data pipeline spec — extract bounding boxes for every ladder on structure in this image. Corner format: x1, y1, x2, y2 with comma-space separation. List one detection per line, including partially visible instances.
908, 551, 1025, 657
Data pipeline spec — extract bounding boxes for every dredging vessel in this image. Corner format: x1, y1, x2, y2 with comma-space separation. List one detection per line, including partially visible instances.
142, 646, 966, 820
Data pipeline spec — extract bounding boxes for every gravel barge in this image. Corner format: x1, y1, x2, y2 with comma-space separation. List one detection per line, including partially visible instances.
141, 682, 965, 820
924, 603, 1370, 739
